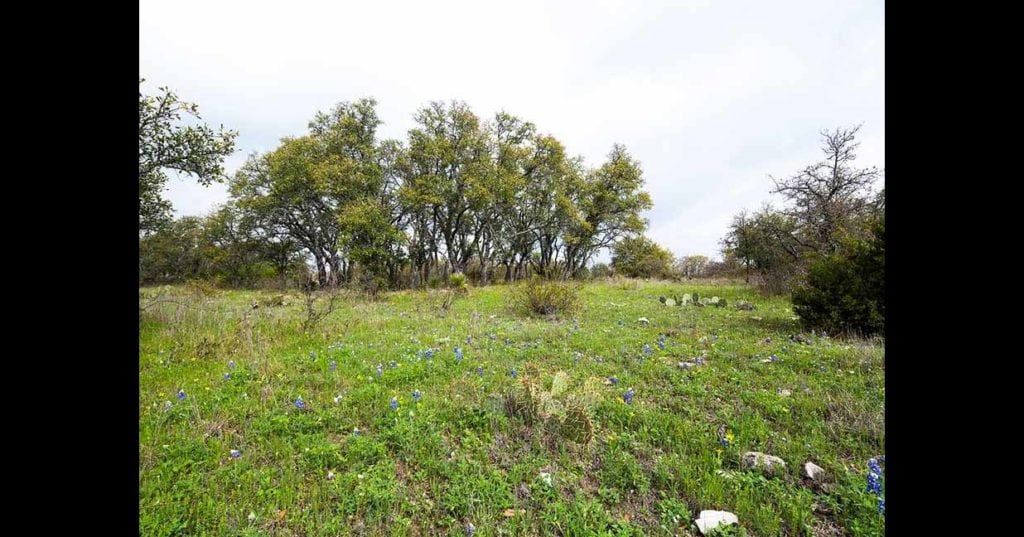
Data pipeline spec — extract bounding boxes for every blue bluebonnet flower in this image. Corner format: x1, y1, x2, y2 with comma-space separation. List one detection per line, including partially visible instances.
624, 388, 635, 404
390, 397, 399, 411
310, 351, 316, 361
770, 355, 778, 363
867, 470, 882, 495
352, 427, 361, 436
509, 368, 517, 378
642, 344, 652, 356
695, 357, 705, 365
765, 337, 772, 344
657, 335, 666, 350
608, 376, 619, 385
389, 361, 397, 369
177, 389, 186, 401
489, 333, 497, 341
820, 366, 827, 372
330, 360, 336, 371
868, 458, 882, 475
477, 367, 484, 377
413, 390, 422, 403
223, 373, 231, 381
228, 360, 236, 370
877, 498, 885, 515
466, 522, 475, 536
295, 397, 305, 410
376, 364, 383, 376
334, 395, 342, 404
230, 449, 241, 458
425, 348, 435, 359
455, 347, 463, 362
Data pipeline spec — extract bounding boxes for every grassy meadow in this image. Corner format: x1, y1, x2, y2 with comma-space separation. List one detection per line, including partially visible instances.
139, 279, 885, 536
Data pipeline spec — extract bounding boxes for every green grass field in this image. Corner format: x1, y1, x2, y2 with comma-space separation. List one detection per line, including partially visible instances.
139, 280, 885, 536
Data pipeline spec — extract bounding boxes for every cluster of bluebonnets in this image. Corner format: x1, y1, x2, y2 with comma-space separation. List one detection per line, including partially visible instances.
156, 309, 865, 532
867, 457, 885, 514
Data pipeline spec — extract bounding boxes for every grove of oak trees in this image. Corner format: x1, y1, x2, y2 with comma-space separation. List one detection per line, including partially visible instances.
140, 87, 654, 289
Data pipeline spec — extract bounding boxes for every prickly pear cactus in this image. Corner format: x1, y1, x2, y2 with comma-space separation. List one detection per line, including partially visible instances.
505, 380, 541, 425
550, 371, 570, 397
505, 371, 599, 445
560, 401, 595, 444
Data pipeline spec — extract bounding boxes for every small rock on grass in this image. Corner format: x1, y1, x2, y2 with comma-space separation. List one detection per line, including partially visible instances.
741, 451, 787, 475
803, 462, 826, 481
695, 510, 738, 535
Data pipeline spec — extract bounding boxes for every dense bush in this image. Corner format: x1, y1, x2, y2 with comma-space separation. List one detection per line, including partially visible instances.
611, 236, 675, 279
792, 218, 884, 336
589, 262, 614, 279
449, 272, 469, 294
511, 276, 582, 317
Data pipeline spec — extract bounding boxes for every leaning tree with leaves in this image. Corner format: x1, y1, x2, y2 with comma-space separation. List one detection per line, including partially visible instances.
139, 79, 237, 234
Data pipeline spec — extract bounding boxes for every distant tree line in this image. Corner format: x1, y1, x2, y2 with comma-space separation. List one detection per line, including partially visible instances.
606, 237, 721, 281
139, 82, 654, 290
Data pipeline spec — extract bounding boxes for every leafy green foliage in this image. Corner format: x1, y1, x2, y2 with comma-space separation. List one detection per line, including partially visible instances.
139, 206, 304, 288
139, 80, 237, 234
448, 272, 469, 293
722, 208, 803, 294
793, 218, 884, 336
231, 98, 397, 286
611, 235, 675, 279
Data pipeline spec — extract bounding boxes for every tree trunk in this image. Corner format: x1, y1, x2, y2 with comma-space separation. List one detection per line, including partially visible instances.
314, 256, 327, 286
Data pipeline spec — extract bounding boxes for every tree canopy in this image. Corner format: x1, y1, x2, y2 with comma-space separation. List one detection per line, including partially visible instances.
139, 80, 237, 234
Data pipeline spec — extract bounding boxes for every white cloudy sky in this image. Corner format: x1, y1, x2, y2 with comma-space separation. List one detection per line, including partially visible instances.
141, 0, 884, 262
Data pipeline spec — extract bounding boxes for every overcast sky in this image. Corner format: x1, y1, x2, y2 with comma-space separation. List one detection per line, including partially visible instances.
141, 0, 884, 262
